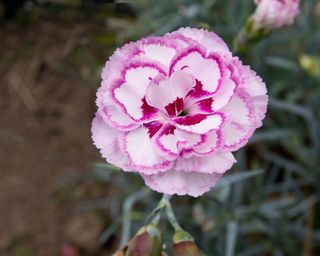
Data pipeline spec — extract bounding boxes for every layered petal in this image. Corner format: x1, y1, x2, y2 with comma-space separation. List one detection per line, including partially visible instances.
173, 27, 232, 57
142, 170, 223, 197
187, 68, 237, 114
98, 89, 139, 131
170, 47, 223, 95
173, 113, 224, 134
112, 62, 165, 122
153, 124, 204, 160
238, 66, 268, 127
100, 41, 142, 85
153, 125, 183, 160
97, 42, 142, 116
91, 113, 132, 172
165, 32, 199, 49
138, 36, 179, 69
121, 126, 174, 174
175, 152, 236, 174
192, 130, 221, 156
219, 90, 255, 151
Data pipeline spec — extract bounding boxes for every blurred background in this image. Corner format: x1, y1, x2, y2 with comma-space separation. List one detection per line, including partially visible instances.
0, 0, 319, 255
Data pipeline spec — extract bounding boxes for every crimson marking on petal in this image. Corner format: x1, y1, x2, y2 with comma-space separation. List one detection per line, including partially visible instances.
162, 124, 176, 135
174, 114, 207, 126
144, 121, 163, 138
141, 97, 158, 118
165, 102, 176, 117
165, 97, 184, 117
197, 98, 214, 113
174, 113, 224, 134
187, 79, 212, 99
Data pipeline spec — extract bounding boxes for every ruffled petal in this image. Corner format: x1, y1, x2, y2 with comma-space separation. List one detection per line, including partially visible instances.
153, 124, 204, 160
164, 32, 199, 48
219, 90, 255, 151
192, 130, 221, 156
211, 70, 237, 110
112, 62, 165, 122
170, 47, 222, 95
121, 126, 174, 174
146, 70, 195, 116
173, 27, 232, 57
220, 122, 254, 151
175, 152, 236, 174
97, 42, 142, 113
153, 124, 182, 160
138, 36, 179, 69
98, 90, 139, 131
142, 170, 223, 197
173, 113, 224, 134
91, 113, 132, 172
101, 41, 142, 84
187, 69, 237, 114
238, 66, 268, 127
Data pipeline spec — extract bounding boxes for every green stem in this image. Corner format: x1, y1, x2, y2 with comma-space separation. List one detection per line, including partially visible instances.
146, 194, 182, 231
165, 197, 182, 231
146, 194, 172, 225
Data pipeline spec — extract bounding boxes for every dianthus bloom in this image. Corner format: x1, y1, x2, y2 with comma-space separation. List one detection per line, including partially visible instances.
253, 0, 300, 30
92, 28, 268, 197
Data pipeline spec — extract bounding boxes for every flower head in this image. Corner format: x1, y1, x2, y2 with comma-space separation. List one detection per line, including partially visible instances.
92, 27, 268, 197
253, 0, 300, 30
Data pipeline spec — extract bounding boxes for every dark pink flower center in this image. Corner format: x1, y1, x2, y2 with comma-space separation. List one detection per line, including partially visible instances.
165, 97, 185, 117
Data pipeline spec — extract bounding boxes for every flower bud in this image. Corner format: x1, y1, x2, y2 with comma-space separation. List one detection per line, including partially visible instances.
173, 230, 200, 256
253, 0, 300, 30
125, 224, 163, 256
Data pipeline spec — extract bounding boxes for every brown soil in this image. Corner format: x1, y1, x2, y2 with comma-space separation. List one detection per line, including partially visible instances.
0, 17, 115, 256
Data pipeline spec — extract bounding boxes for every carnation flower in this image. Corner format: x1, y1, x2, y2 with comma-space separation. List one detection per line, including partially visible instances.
92, 27, 268, 197
253, 0, 300, 30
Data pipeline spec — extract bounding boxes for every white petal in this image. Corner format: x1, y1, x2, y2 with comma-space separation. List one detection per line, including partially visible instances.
142, 170, 223, 197
122, 126, 173, 174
